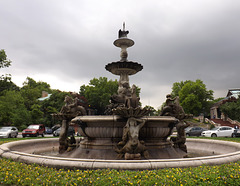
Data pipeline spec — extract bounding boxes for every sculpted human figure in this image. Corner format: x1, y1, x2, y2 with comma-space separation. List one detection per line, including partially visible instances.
105, 82, 132, 114
117, 117, 149, 159
171, 120, 190, 153
125, 84, 140, 108
160, 94, 176, 116
160, 94, 185, 120
58, 95, 86, 153
60, 95, 73, 114
58, 120, 69, 153
60, 95, 86, 116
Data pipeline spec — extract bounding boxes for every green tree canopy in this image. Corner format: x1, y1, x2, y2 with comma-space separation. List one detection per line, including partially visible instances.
0, 90, 31, 130
220, 98, 240, 122
0, 75, 76, 128
80, 77, 119, 114
20, 77, 51, 110
0, 75, 19, 94
0, 49, 11, 69
0, 50, 18, 94
143, 105, 157, 116
171, 79, 214, 116
40, 90, 71, 126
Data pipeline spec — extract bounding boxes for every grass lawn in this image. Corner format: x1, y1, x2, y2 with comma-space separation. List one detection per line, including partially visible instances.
1, 137, 240, 185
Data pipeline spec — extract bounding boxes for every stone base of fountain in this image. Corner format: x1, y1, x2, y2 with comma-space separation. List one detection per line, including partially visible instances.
60, 138, 186, 159
2, 138, 240, 170
67, 115, 186, 159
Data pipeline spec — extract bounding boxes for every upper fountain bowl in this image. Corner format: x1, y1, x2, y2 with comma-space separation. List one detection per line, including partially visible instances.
105, 61, 143, 75
114, 38, 134, 48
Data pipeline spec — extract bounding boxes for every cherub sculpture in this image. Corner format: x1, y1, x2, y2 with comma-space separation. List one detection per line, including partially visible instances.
60, 95, 86, 116
160, 94, 185, 120
116, 117, 149, 160
170, 120, 190, 153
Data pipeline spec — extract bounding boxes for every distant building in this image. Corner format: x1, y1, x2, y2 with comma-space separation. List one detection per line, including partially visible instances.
210, 89, 240, 119
38, 91, 52, 101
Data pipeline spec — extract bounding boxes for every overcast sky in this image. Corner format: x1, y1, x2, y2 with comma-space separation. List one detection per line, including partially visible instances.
1, 0, 240, 109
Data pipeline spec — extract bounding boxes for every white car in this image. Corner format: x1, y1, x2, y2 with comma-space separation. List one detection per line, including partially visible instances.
0, 126, 18, 138
201, 126, 235, 137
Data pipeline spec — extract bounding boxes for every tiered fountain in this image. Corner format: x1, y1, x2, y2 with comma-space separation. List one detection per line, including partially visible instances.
2, 24, 240, 170
66, 23, 186, 160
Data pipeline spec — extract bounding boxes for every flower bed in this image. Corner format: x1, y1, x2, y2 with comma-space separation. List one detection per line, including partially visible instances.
1, 137, 240, 185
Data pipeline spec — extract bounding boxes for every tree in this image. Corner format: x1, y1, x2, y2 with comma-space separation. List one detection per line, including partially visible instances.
40, 90, 70, 126
0, 75, 19, 94
171, 80, 191, 98
220, 98, 240, 122
0, 90, 31, 130
0, 50, 18, 94
80, 77, 119, 114
30, 104, 44, 124
171, 79, 214, 116
20, 77, 51, 110
143, 105, 157, 116
0, 49, 11, 69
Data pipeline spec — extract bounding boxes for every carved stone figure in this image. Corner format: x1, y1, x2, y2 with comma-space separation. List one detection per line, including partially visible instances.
160, 94, 185, 120
112, 81, 131, 105
125, 84, 140, 108
116, 117, 149, 159
118, 22, 129, 38
60, 96, 86, 117
58, 95, 86, 153
104, 82, 132, 115
59, 120, 69, 153
170, 120, 190, 153
66, 135, 78, 152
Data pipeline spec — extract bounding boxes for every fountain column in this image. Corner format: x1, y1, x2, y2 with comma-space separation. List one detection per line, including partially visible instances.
105, 23, 143, 93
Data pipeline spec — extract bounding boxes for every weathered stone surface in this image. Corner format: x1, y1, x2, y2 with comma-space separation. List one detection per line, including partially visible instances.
2, 138, 240, 170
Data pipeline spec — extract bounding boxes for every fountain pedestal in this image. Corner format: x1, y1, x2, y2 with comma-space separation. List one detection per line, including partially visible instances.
65, 115, 186, 159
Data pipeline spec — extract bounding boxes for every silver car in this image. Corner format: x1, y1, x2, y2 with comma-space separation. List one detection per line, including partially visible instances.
201, 126, 234, 137
0, 126, 18, 138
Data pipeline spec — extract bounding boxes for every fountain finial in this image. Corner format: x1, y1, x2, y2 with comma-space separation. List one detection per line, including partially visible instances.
118, 22, 129, 39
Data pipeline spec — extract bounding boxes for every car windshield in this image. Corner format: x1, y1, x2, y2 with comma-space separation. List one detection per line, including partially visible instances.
0, 127, 11, 132
211, 127, 219, 131
185, 127, 192, 132
27, 125, 39, 129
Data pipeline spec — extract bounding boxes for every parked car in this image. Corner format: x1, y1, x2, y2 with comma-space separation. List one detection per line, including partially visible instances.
232, 129, 240, 137
53, 127, 75, 137
51, 125, 60, 132
185, 127, 207, 137
0, 126, 18, 138
22, 124, 45, 137
201, 126, 235, 137
45, 127, 53, 134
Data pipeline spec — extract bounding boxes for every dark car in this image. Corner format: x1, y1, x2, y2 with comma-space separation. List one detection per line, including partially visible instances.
232, 129, 240, 137
53, 127, 75, 137
185, 127, 207, 137
45, 127, 53, 134
51, 125, 60, 132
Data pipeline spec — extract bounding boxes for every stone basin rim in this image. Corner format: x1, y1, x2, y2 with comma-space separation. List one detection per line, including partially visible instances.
1, 138, 240, 169
71, 115, 177, 122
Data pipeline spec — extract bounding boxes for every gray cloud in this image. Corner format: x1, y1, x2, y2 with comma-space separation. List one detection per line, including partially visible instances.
1, 0, 240, 109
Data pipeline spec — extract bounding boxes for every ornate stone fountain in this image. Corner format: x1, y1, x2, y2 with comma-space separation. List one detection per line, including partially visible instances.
63, 24, 188, 160
2, 24, 240, 169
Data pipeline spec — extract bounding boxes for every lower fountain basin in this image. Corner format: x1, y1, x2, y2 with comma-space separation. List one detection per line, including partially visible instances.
1, 138, 240, 170
71, 115, 181, 159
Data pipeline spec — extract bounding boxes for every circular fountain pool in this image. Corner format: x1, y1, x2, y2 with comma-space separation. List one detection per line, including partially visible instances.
1, 138, 240, 170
